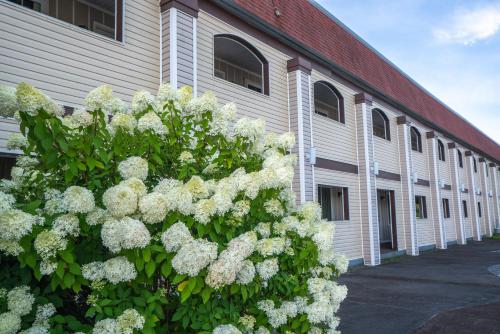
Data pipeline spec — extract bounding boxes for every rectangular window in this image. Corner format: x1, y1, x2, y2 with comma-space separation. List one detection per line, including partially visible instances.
442, 198, 450, 219
7, 0, 122, 41
318, 185, 349, 221
415, 195, 427, 219
477, 202, 482, 218
462, 200, 468, 218
0, 155, 17, 179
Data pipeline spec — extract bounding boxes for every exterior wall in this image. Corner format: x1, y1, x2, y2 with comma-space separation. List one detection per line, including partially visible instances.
371, 102, 401, 175
415, 184, 435, 246
314, 168, 363, 260
375, 178, 405, 251
196, 11, 290, 134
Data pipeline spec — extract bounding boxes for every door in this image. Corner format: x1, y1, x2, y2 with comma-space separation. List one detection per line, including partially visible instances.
377, 190, 397, 250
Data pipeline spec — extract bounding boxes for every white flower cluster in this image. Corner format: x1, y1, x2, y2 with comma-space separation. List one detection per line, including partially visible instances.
304, 278, 348, 331
101, 217, 151, 253
85, 85, 127, 115
0, 286, 52, 334
255, 238, 288, 257
137, 111, 167, 135
206, 231, 257, 288
111, 112, 137, 134
82, 256, 137, 284
131, 90, 154, 114
34, 229, 67, 273
6, 133, 28, 151
103, 184, 138, 218
0, 85, 17, 118
256, 258, 279, 281
213, 324, 242, 334
263, 199, 284, 217
118, 156, 149, 181
62, 109, 93, 129
92, 308, 144, 334
0, 206, 40, 256
238, 315, 256, 332
61, 186, 95, 213
16, 83, 63, 117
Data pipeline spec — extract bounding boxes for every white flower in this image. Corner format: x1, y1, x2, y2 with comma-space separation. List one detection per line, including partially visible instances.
0, 209, 37, 240
257, 300, 275, 313
213, 324, 242, 334
16, 83, 63, 116
82, 261, 105, 282
86, 208, 107, 226
239, 315, 256, 331
92, 318, 118, 334
156, 83, 178, 110
63, 109, 93, 129
179, 151, 194, 164
234, 117, 265, 142
7, 286, 35, 316
16, 156, 38, 169
139, 192, 169, 224
0, 311, 21, 334
85, 85, 127, 115
0, 239, 23, 256
40, 261, 58, 276
131, 90, 154, 114
236, 260, 255, 284
256, 238, 287, 257
102, 185, 138, 218
255, 327, 270, 334
0, 191, 15, 212
33, 303, 56, 327
118, 157, 148, 181
255, 223, 271, 238
184, 176, 209, 200
153, 178, 182, 195
209, 102, 236, 137
332, 254, 349, 274
193, 198, 217, 225
53, 214, 80, 238
164, 186, 193, 215
6, 133, 28, 151
161, 222, 193, 252
61, 186, 95, 214
172, 239, 218, 276
185, 91, 218, 116
101, 217, 150, 253
137, 112, 167, 135
103, 257, 137, 284
0, 85, 18, 118
120, 178, 147, 198
116, 309, 145, 334
110, 112, 137, 133
264, 199, 284, 217
231, 200, 250, 219
34, 230, 67, 260
256, 258, 279, 280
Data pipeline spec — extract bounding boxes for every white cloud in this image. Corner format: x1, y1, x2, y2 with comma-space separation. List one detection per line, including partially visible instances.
434, 4, 500, 45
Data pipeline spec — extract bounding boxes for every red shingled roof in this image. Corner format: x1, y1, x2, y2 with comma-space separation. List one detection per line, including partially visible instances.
232, 0, 500, 161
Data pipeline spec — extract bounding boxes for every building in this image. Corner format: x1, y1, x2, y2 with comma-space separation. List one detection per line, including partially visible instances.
1, 0, 499, 266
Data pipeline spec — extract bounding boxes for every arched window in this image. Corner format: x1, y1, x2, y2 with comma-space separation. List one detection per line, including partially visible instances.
457, 149, 463, 168
438, 140, 445, 161
313, 81, 345, 123
372, 108, 390, 140
410, 127, 422, 152
213, 34, 269, 95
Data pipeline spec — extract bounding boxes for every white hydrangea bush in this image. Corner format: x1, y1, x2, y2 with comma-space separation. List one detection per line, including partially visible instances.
0, 83, 348, 333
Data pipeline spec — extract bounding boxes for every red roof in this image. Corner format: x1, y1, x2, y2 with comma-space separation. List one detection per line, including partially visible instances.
232, 0, 500, 161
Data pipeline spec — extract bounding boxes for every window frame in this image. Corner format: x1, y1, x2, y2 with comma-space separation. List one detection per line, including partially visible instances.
213, 34, 269, 96
313, 81, 345, 124
317, 185, 350, 222
415, 195, 427, 219
442, 198, 450, 219
410, 126, 422, 153
372, 108, 391, 141
438, 139, 446, 161
7, 0, 124, 42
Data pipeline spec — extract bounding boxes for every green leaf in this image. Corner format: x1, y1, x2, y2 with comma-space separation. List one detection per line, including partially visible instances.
161, 262, 171, 277
69, 263, 81, 275
63, 273, 75, 288
56, 262, 65, 279
143, 247, 151, 262
145, 262, 156, 278
201, 287, 212, 304
60, 250, 74, 263
241, 285, 247, 302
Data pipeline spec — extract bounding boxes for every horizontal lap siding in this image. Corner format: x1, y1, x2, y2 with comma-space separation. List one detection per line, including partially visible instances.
315, 168, 362, 260
441, 189, 456, 241
177, 11, 194, 87
197, 11, 289, 134
439, 159, 451, 185
376, 178, 406, 251
311, 71, 357, 165
372, 102, 400, 174
415, 185, 435, 246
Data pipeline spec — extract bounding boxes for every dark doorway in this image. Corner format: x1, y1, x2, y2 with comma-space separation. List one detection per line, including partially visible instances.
0, 154, 17, 179
377, 189, 397, 251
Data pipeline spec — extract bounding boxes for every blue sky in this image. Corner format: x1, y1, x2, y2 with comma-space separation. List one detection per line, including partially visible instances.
314, 0, 500, 143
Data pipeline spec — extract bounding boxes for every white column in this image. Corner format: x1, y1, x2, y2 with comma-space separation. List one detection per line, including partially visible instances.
465, 151, 482, 241
447, 143, 466, 245
479, 159, 493, 237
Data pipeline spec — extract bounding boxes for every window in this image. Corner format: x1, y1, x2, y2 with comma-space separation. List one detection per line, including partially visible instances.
213, 35, 269, 95
462, 200, 468, 218
318, 185, 349, 221
410, 127, 422, 152
442, 198, 450, 218
473, 157, 477, 173
0, 155, 17, 179
477, 202, 482, 218
7, 0, 122, 41
457, 150, 463, 168
486, 165, 489, 177
438, 139, 445, 161
313, 81, 345, 123
372, 108, 390, 140
415, 195, 427, 219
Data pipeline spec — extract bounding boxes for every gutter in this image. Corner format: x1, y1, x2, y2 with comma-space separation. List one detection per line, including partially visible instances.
211, 0, 500, 164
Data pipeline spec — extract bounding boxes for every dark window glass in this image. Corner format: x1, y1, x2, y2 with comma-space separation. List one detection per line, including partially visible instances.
438, 140, 445, 161
457, 150, 463, 168
442, 198, 450, 218
462, 200, 468, 218
7, 0, 118, 40
0, 156, 17, 179
473, 158, 477, 173
318, 185, 349, 221
477, 202, 482, 217
411, 127, 422, 152
214, 35, 268, 95
314, 81, 344, 123
415, 195, 427, 219
372, 108, 390, 140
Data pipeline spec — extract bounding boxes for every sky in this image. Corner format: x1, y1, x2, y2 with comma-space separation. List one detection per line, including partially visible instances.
314, 0, 500, 144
